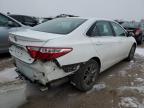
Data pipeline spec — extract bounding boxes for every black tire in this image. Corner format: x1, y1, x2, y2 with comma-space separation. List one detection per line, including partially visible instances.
127, 44, 136, 61
71, 59, 100, 91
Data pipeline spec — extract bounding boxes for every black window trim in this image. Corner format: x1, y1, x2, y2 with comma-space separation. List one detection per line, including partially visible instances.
86, 22, 100, 36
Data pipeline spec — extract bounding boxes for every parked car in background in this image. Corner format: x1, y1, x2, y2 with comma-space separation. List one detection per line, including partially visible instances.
9, 18, 136, 91
39, 14, 78, 24
140, 22, 144, 41
115, 20, 125, 25
140, 22, 144, 30
0, 13, 26, 53
9, 14, 39, 27
55, 14, 78, 18
40, 17, 53, 23
121, 21, 143, 44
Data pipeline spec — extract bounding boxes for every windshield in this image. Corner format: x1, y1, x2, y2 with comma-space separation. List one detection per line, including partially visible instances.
32, 18, 87, 34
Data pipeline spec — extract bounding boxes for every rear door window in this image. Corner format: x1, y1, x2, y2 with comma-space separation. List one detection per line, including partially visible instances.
96, 21, 114, 36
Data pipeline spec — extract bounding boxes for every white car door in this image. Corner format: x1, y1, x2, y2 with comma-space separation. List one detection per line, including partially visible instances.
87, 21, 122, 71
111, 22, 133, 58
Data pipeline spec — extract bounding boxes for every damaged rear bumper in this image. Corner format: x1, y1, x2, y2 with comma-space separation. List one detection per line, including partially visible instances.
15, 58, 79, 85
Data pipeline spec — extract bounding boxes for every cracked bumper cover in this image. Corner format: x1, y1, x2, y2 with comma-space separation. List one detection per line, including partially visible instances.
15, 58, 74, 85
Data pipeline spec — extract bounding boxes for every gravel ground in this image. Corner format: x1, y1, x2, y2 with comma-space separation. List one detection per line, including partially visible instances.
0, 45, 144, 108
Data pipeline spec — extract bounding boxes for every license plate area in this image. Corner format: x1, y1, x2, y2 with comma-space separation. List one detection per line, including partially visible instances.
15, 46, 25, 57
9, 45, 34, 64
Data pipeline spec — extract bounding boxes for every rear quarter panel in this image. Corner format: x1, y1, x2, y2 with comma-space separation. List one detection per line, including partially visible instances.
43, 34, 99, 66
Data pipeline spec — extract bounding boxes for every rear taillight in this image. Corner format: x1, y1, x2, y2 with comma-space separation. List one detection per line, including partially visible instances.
135, 28, 142, 35
27, 46, 73, 61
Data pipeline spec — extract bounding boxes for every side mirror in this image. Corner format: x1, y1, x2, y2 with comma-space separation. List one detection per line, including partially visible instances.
127, 32, 134, 37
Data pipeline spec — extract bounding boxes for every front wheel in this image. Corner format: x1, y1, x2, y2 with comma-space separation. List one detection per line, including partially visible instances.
71, 59, 100, 91
126, 44, 136, 61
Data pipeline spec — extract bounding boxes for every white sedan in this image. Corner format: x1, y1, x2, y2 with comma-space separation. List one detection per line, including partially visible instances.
9, 17, 136, 91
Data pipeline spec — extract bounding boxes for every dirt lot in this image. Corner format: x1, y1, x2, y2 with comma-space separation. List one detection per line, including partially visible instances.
0, 45, 144, 108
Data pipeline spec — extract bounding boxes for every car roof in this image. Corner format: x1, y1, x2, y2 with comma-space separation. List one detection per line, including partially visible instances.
54, 17, 115, 22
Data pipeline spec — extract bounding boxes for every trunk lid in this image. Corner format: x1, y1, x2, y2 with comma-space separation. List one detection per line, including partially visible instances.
9, 29, 65, 63
9, 29, 65, 46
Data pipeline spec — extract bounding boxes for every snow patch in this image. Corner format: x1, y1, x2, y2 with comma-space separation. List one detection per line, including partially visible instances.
130, 82, 134, 86
108, 74, 113, 77
127, 60, 135, 70
87, 83, 106, 94
0, 68, 18, 83
135, 78, 144, 83
119, 97, 138, 108
136, 48, 144, 57
0, 82, 26, 108
0, 68, 26, 108
93, 83, 106, 91
119, 97, 144, 108
119, 86, 144, 94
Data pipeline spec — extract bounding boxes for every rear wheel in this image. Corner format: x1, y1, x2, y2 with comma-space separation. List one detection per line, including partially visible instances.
127, 44, 136, 61
71, 59, 100, 91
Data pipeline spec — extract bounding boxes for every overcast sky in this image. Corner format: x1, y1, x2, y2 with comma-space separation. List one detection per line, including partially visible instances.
0, 0, 144, 21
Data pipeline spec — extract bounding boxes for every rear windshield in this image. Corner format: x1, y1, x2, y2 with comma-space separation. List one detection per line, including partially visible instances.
32, 18, 87, 34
